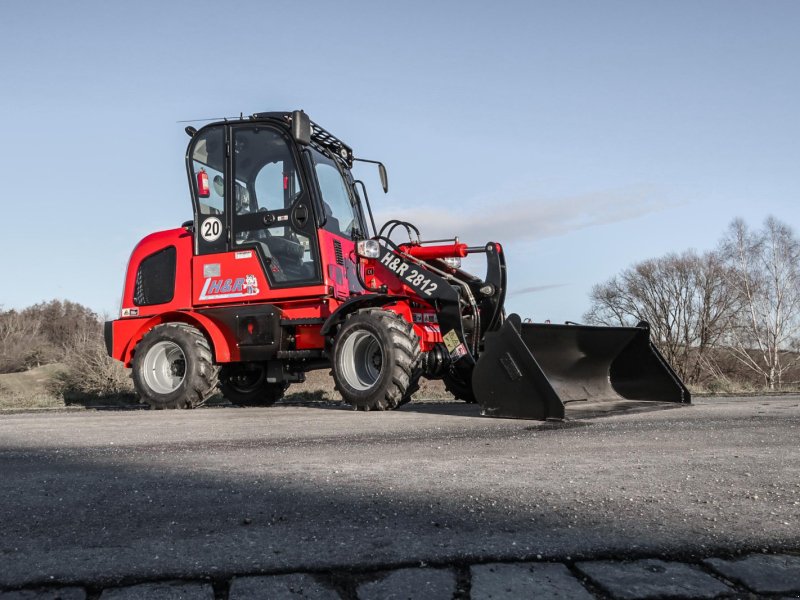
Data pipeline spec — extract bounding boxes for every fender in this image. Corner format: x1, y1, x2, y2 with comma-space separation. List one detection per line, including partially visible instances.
113, 310, 236, 366
320, 294, 407, 336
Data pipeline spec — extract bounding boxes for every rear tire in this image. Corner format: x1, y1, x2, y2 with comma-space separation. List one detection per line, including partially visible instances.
219, 363, 288, 406
132, 323, 219, 409
332, 309, 420, 411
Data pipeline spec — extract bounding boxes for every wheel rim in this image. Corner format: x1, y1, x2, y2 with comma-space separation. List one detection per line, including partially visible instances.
340, 330, 383, 391
142, 341, 186, 394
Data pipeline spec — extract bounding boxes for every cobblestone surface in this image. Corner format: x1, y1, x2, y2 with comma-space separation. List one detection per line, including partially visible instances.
705, 554, 800, 595
98, 582, 214, 600
575, 559, 733, 599
356, 568, 457, 600
2, 552, 797, 599
229, 574, 338, 599
470, 562, 593, 599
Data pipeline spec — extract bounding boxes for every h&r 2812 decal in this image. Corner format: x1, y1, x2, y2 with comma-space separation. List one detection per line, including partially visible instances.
379, 251, 438, 296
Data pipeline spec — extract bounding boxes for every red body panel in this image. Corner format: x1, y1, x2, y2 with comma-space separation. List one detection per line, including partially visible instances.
191, 250, 329, 306
317, 228, 357, 301
378, 303, 440, 351
110, 311, 237, 366
295, 325, 326, 350
120, 228, 194, 317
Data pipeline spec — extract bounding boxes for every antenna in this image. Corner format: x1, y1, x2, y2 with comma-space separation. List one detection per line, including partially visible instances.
175, 115, 244, 124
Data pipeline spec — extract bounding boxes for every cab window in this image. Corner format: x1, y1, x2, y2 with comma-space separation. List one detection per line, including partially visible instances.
191, 126, 225, 215
231, 126, 318, 284
310, 148, 359, 238
252, 163, 301, 214
190, 126, 227, 255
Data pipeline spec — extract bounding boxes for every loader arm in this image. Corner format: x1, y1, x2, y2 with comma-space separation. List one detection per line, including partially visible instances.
390, 240, 508, 344
368, 241, 477, 382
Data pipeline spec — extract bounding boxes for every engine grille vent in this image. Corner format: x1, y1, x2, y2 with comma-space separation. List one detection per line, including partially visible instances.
333, 240, 344, 265
134, 246, 176, 306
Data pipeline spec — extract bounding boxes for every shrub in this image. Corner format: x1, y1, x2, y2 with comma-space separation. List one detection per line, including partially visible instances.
53, 336, 135, 400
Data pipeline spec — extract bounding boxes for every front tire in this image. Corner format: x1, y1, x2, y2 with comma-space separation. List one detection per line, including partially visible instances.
332, 309, 420, 411
132, 323, 219, 409
398, 369, 423, 407
219, 363, 288, 406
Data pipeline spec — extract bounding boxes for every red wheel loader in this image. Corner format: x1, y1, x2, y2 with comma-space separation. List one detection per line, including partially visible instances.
105, 110, 690, 418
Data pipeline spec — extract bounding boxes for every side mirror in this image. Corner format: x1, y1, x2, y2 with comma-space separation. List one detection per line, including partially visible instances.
352, 157, 389, 194
291, 110, 311, 146
378, 163, 388, 193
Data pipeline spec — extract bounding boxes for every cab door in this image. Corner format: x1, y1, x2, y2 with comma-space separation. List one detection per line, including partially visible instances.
189, 123, 325, 307
227, 124, 322, 290
188, 125, 228, 256
307, 147, 367, 300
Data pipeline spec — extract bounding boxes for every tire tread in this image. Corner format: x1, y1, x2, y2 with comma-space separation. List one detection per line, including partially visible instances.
333, 308, 421, 411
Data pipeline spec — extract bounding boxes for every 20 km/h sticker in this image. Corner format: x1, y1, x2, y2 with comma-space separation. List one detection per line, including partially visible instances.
201, 217, 223, 242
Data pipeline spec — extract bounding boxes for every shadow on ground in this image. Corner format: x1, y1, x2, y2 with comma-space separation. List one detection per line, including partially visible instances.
1, 399, 799, 588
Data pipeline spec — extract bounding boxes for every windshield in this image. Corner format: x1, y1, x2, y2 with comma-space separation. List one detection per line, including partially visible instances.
310, 148, 360, 238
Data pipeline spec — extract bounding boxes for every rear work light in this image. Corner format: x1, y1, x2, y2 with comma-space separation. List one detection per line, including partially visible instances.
356, 239, 381, 258
443, 257, 461, 269
197, 170, 210, 198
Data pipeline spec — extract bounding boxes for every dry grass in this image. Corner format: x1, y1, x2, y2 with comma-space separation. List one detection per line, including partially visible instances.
690, 379, 800, 396
0, 364, 69, 409
54, 339, 136, 403
0, 365, 459, 410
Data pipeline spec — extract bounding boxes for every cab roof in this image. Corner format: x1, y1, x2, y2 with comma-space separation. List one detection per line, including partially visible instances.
247, 111, 354, 167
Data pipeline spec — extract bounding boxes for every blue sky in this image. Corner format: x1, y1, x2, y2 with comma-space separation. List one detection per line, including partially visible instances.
0, 1, 798, 322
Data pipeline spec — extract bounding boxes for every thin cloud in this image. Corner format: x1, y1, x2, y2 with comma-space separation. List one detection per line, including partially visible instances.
376, 187, 669, 244
506, 283, 569, 297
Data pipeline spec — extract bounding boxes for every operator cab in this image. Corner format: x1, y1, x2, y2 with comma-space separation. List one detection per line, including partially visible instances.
186, 111, 369, 293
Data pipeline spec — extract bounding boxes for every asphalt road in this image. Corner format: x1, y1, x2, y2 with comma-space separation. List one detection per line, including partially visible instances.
1, 396, 798, 588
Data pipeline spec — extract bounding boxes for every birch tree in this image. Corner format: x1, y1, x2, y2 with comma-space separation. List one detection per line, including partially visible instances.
719, 217, 800, 389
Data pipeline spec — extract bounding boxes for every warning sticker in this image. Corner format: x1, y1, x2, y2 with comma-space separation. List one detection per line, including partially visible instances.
442, 329, 460, 353
451, 343, 468, 360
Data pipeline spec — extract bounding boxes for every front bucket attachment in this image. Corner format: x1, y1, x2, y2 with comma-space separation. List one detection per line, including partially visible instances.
472, 314, 690, 420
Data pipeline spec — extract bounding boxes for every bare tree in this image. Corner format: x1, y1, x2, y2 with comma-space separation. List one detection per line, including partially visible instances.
0, 300, 102, 373
719, 217, 800, 389
0, 308, 48, 372
584, 251, 737, 384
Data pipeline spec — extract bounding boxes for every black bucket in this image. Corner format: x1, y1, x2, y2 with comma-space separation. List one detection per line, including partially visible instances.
472, 314, 690, 420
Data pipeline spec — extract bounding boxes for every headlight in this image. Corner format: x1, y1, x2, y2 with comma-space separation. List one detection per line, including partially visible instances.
443, 256, 461, 269
356, 239, 381, 258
